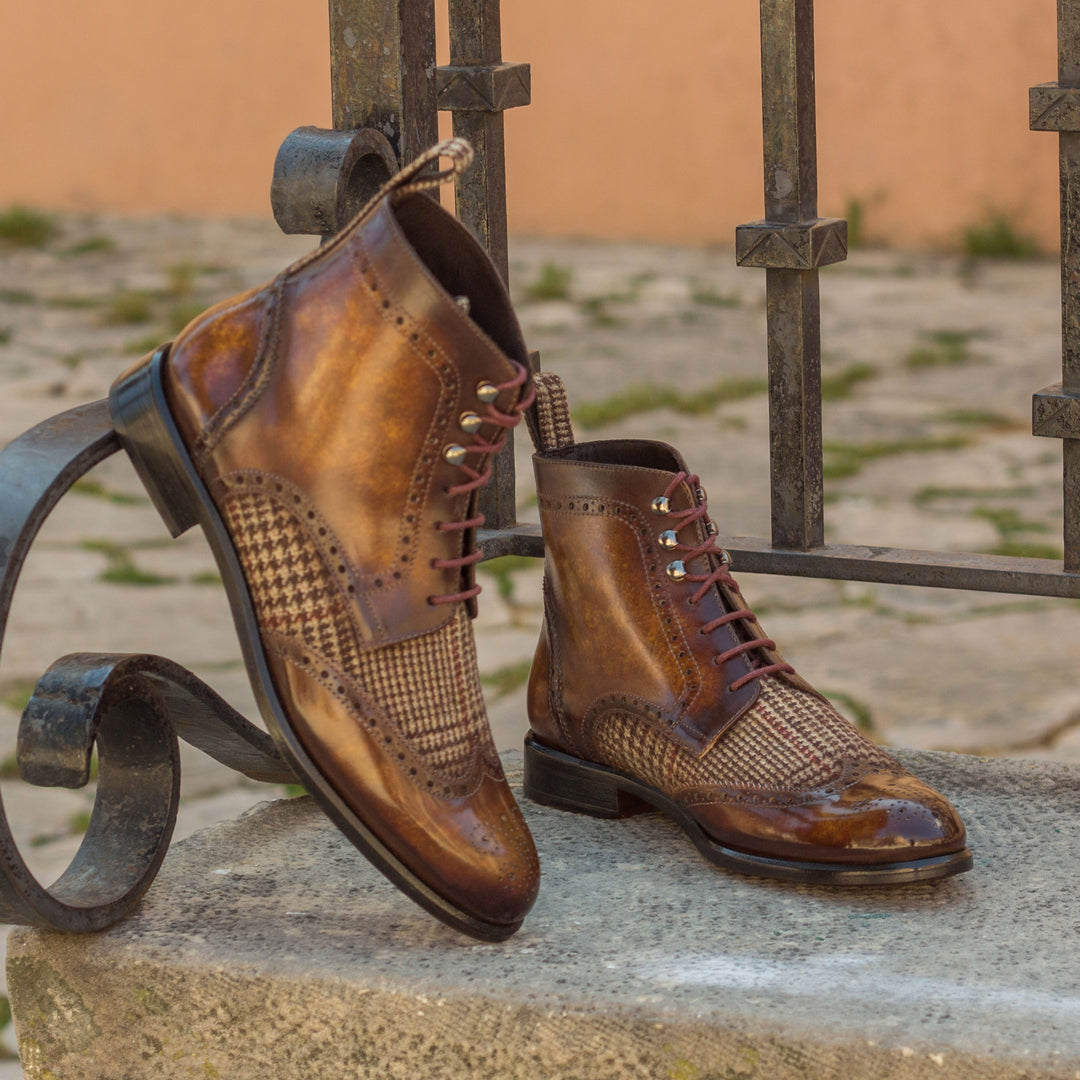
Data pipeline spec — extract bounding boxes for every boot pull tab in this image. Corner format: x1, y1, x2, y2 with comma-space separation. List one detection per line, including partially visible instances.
288, 139, 475, 274
528, 371, 577, 453
381, 137, 474, 199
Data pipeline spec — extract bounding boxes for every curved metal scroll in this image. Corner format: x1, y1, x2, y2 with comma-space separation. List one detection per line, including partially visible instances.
0, 400, 294, 931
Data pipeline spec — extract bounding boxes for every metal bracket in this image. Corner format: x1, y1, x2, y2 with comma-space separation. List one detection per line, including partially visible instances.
735, 218, 848, 269
436, 61, 531, 112
1029, 82, 1080, 132
1033, 382, 1080, 439
271, 126, 399, 237
0, 401, 293, 932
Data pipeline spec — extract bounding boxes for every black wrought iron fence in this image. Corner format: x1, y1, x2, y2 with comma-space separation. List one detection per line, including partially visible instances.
270, 0, 1080, 598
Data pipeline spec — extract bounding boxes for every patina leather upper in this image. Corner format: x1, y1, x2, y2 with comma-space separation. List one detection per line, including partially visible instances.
529, 439, 817, 755
166, 192, 528, 640
160, 171, 540, 929
528, 438, 967, 866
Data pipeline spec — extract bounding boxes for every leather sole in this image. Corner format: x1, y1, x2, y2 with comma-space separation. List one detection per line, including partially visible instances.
109, 347, 523, 941
523, 733, 973, 885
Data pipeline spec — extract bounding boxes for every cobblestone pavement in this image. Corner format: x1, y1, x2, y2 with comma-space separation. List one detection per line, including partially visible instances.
0, 213, 1077, 1073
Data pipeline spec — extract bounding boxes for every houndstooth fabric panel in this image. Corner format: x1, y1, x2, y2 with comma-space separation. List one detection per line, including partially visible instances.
532, 371, 576, 451
346, 602, 493, 782
593, 676, 903, 796
221, 489, 493, 782
223, 487, 357, 671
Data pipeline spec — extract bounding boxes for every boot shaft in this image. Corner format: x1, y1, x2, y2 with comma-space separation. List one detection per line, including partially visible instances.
163, 149, 531, 646
531, 436, 765, 756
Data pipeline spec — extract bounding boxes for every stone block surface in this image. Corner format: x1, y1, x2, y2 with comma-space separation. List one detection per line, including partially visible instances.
7, 751, 1080, 1080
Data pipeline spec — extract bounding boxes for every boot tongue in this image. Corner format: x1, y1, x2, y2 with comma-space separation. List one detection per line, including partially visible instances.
667, 466, 761, 654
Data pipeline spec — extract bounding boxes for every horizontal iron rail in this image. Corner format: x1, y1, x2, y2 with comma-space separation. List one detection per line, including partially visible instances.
479, 525, 1080, 598
719, 538, 1080, 597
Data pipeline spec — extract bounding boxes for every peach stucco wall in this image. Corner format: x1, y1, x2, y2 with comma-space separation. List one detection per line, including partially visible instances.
0, 1, 1063, 248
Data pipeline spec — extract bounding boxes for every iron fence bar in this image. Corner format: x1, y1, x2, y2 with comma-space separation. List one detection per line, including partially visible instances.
1056, 0, 1080, 572
1030, 0, 1080, 572
444, 0, 510, 283
734, 0, 842, 553
437, 0, 531, 532
328, 0, 438, 163
444, 0, 512, 532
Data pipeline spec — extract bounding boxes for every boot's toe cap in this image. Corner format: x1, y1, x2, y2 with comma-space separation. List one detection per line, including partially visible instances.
415, 774, 541, 929
270, 655, 540, 933
692, 771, 967, 866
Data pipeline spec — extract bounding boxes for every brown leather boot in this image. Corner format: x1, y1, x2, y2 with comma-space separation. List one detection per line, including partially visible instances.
524, 373, 971, 884
109, 140, 540, 939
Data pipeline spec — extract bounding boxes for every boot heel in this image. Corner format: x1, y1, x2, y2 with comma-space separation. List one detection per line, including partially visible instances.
523, 734, 650, 819
109, 348, 201, 538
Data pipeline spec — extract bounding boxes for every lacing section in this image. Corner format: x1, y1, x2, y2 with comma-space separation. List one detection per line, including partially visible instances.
428, 361, 536, 605
659, 470, 795, 693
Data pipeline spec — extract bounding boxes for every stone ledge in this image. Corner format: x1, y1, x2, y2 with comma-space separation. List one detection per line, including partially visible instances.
8, 750, 1080, 1080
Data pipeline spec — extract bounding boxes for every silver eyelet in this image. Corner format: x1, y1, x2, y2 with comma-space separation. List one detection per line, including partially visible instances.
476, 381, 499, 404
651, 496, 670, 515
443, 444, 467, 466
666, 560, 687, 582
658, 530, 679, 550
459, 411, 483, 434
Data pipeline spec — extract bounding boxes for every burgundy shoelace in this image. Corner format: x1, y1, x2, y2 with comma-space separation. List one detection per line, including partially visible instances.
428, 361, 535, 605
659, 470, 794, 693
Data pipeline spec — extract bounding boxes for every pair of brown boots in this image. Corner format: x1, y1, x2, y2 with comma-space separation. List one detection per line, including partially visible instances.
110, 141, 970, 942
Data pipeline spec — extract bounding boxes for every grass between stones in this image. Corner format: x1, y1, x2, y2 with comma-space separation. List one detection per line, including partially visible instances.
71, 478, 148, 506
35, 263, 220, 350
125, 333, 166, 355
79, 538, 219, 587
0, 677, 37, 717
985, 539, 1064, 560
961, 210, 1041, 260
103, 291, 154, 326
167, 300, 206, 333
572, 361, 878, 431
934, 408, 1024, 431
0, 288, 35, 305
0, 205, 57, 248
820, 689, 877, 735
820, 362, 877, 401
903, 328, 982, 370
971, 506, 1064, 561
971, 505, 1052, 537
0, 994, 12, 1060
477, 555, 535, 602
579, 295, 625, 328
573, 376, 768, 429
823, 434, 973, 480
60, 235, 115, 257
480, 658, 533, 699
525, 262, 572, 301
913, 484, 1038, 508
45, 295, 105, 310
689, 283, 740, 308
